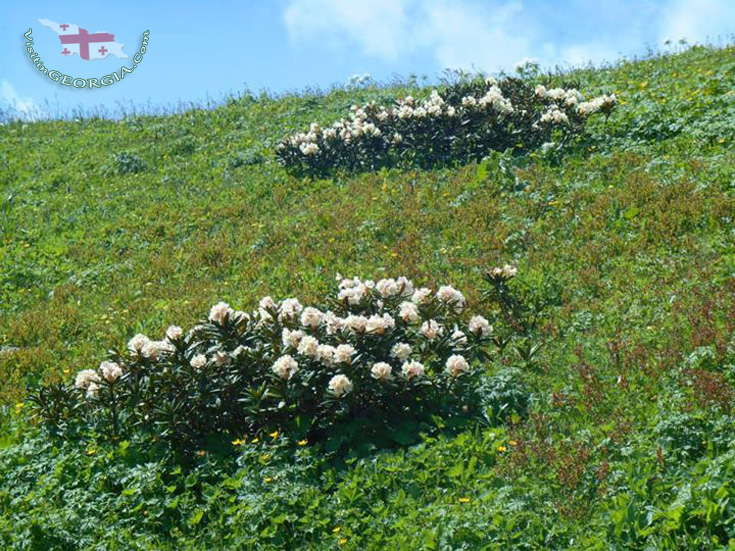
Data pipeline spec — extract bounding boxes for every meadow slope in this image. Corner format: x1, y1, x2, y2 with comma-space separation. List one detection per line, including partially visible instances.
1, 44, 735, 549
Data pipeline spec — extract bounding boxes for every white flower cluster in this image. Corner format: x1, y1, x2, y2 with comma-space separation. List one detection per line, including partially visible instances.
328, 374, 353, 397
73, 274, 502, 414
540, 107, 569, 125
74, 360, 124, 398
279, 79, 617, 170
535, 85, 617, 124
436, 285, 466, 312
577, 94, 617, 116
258, 275, 493, 399
489, 264, 518, 279
127, 333, 175, 361
277, 83, 517, 161
272, 355, 299, 379
209, 301, 248, 325
462, 85, 514, 115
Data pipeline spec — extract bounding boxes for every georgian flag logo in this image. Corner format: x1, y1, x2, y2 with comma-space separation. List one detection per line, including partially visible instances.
39, 19, 128, 60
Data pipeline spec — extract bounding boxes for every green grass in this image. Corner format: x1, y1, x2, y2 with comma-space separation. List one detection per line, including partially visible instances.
1, 44, 735, 549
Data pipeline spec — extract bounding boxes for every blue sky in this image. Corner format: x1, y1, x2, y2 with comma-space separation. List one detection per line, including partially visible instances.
2, 0, 734, 119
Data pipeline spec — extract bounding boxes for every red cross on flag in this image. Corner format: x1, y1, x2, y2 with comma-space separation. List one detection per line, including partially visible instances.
39, 19, 129, 60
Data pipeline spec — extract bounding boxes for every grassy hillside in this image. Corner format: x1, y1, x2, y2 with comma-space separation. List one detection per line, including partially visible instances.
1, 44, 735, 549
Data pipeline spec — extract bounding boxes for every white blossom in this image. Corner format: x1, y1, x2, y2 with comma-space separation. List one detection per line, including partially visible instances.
338, 283, 369, 305
446, 355, 470, 377
300, 307, 323, 329
376, 278, 399, 297
345, 314, 369, 333
334, 344, 356, 364
272, 355, 299, 379
317, 344, 336, 366
546, 87, 567, 101
452, 329, 468, 344
279, 298, 303, 321
99, 361, 123, 383
490, 264, 517, 279
391, 342, 412, 361
399, 301, 420, 323
299, 142, 319, 156
366, 313, 395, 335
469, 315, 492, 337
282, 328, 305, 349
75, 369, 100, 390
502, 264, 517, 278
86, 382, 100, 399
127, 333, 150, 355
396, 276, 414, 297
328, 374, 353, 397
411, 288, 432, 305
436, 285, 466, 311
259, 296, 277, 311
477, 85, 514, 114
577, 94, 617, 116
323, 311, 345, 335
371, 362, 393, 382
540, 106, 569, 125
166, 325, 183, 341
420, 319, 444, 340
142, 340, 174, 361
401, 360, 426, 380
297, 335, 320, 357
209, 302, 233, 325
232, 345, 249, 358
462, 96, 478, 107
190, 354, 207, 369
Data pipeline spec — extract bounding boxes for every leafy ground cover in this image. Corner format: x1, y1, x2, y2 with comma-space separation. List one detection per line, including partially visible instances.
1, 43, 735, 549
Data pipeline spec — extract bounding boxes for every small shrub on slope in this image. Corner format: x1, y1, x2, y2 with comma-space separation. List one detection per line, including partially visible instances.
30, 268, 531, 455
276, 77, 616, 175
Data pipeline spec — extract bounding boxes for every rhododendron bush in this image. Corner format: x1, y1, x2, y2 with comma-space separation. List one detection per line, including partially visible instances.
276, 76, 616, 175
30, 269, 532, 453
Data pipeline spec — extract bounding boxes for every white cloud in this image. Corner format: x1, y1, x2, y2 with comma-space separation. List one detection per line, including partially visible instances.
658, 0, 735, 45
283, 0, 537, 70
1, 81, 43, 121
282, 0, 638, 74
418, 0, 535, 72
283, 0, 411, 60
282, 0, 735, 76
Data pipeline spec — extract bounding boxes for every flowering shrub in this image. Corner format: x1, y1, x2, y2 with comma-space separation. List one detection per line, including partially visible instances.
276, 77, 617, 175
30, 270, 532, 454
